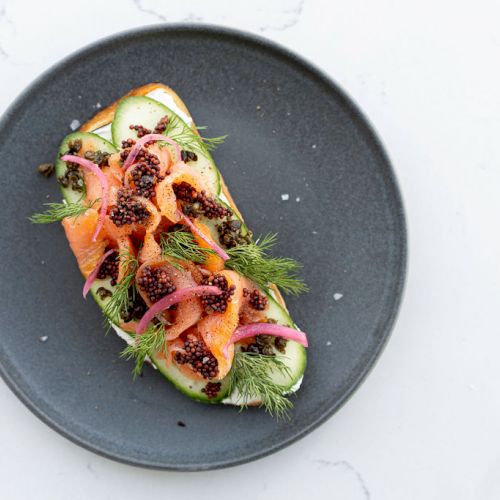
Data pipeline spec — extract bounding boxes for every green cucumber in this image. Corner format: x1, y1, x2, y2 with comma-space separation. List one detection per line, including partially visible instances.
151, 353, 230, 403
55, 132, 118, 203
111, 96, 221, 194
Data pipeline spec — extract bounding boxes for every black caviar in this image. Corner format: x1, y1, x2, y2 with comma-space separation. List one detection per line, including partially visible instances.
154, 115, 169, 134
130, 161, 164, 198
96, 250, 119, 286
201, 274, 235, 314
175, 338, 219, 379
174, 182, 233, 220
129, 123, 152, 138
243, 288, 268, 311
216, 218, 252, 248
109, 188, 150, 227
137, 265, 176, 303
201, 382, 221, 399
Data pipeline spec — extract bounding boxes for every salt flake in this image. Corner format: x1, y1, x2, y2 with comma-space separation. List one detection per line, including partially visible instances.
281, 194, 289, 201
70, 119, 81, 131
334, 293, 343, 301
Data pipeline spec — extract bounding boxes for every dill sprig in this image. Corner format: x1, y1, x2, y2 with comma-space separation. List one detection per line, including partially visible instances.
102, 249, 138, 325
226, 234, 308, 296
160, 230, 215, 265
228, 351, 293, 419
29, 199, 98, 224
165, 113, 227, 155
121, 322, 166, 378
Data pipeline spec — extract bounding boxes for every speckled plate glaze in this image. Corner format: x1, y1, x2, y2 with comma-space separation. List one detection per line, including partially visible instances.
0, 25, 406, 470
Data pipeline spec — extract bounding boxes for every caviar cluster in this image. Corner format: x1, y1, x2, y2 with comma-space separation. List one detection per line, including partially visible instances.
58, 139, 85, 192
201, 274, 236, 314
201, 382, 221, 399
243, 288, 268, 311
96, 250, 119, 286
242, 335, 288, 355
174, 182, 233, 220
216, 218, 252, 248
175, 338, 219, 379
109, 188, 151, 227
137, 266, 176, 303
130, 161, 164, 198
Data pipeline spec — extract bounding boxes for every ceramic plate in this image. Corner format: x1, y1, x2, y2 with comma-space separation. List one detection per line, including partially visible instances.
0, 25, 406, 470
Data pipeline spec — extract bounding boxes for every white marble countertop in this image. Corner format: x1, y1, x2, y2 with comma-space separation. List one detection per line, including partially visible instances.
1, 1, 499, 498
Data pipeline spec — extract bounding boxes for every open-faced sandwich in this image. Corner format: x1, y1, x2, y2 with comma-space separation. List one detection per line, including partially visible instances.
31, 83, 308, 417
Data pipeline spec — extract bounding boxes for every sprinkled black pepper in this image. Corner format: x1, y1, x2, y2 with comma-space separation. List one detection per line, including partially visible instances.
138, 265, 176, 303
175, 339, 219, 379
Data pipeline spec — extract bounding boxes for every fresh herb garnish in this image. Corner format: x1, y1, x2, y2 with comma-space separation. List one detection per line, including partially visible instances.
102, 249, 138, 326
29, 199, 98, 224
160, 230, 215, 265
228, 351, 293, 419
164, 114, 227, 156
226, 234, 308, 296
121, 322, 166, 378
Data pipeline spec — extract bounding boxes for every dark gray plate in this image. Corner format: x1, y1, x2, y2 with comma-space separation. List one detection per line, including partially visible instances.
0, 25, 406, 470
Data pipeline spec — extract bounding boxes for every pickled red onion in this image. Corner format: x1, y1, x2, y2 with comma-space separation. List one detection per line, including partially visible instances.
178, 211, 230, 261
60, 154, 108, 242
137, 285, 222, 334
82, 249, 115, 298
223, 323, 308, 358
122, 134, 181, 171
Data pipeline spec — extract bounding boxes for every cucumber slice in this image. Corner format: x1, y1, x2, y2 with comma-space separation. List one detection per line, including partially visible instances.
260, 293, 307, 392
151, 353, 230, 403
111, 96, 221, 194
55, 132, 118, 203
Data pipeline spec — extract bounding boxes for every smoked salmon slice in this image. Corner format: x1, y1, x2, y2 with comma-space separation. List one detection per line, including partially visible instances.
135, 259, 203, 341
155, 164, 210, 223
196, 270, 244, 380
62, 208, 108, 278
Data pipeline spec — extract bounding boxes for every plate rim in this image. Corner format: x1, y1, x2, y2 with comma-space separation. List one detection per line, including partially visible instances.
0, 23, 407, 471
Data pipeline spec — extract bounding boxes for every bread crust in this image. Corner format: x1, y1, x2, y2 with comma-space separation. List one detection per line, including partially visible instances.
81, 83, 288, 312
